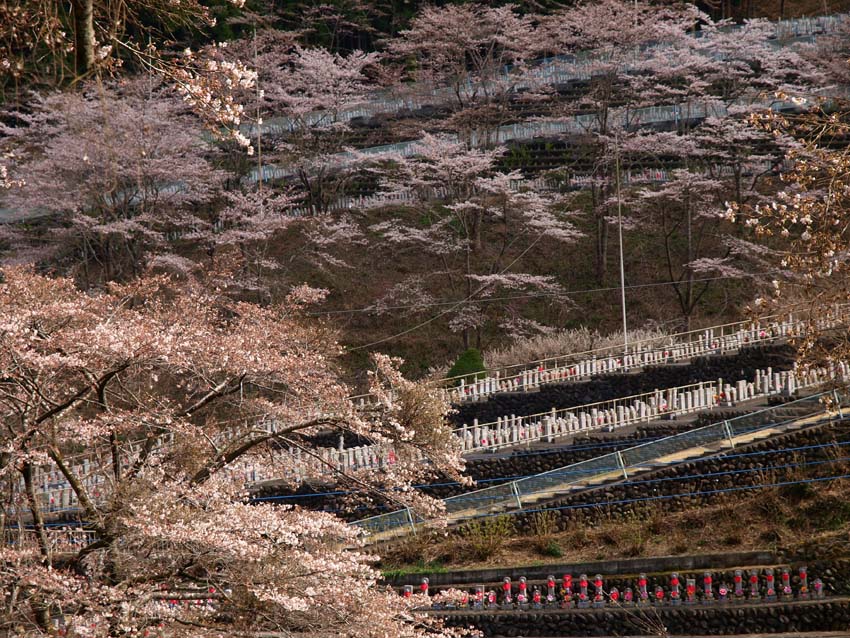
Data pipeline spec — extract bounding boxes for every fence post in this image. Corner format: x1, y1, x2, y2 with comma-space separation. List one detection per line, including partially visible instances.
723, 420, 735, 448
833, 389, 843, 419
511, 482, 523, 510
616, 451, 628, 479
406, 508, 417, 535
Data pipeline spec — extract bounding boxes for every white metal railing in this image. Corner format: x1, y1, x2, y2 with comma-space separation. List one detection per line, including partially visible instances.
15, 306, 849, 517
354, 383, 846, 538
19, 359, 838, 520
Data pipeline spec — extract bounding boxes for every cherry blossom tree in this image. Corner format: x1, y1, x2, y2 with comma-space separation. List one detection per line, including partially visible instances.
727, 100, 850, 368
0, 0, 246, 80
799, 14, 850, 87
0, 1, 70, 100
294, 0, 380, 52
0, 266, 470, 637
367, 133, 581, 348
631, 13, 821, 127
632, 167, 730, 328
620, 115, 793, 327
222, 32, 381, 214
609, 7, 829, 324
1, 79, 227, 284
536, 0, 702, 284
1, 0, 256, 151
387, 3, 539, 147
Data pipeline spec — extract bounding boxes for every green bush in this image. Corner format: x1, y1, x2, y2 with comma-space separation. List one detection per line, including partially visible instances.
459, 515, 515, 561
528, 511, 561, 556
446, 348, 486, 386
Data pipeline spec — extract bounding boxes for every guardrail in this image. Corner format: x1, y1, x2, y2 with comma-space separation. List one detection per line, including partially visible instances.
246, 14, 847, 137
4, 527, 97, 553
353, 383, 846, 538
19, 360, 836, 518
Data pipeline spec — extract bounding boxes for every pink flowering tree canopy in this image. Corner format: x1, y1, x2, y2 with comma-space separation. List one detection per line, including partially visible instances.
1, 79, 229, 283
367, 133, 581, 347
0, 267, 470, 637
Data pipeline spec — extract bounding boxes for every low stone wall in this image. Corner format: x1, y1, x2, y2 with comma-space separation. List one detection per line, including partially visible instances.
451, 345, 794, 427
382, 551, 777, 588
439, 598, 850, 637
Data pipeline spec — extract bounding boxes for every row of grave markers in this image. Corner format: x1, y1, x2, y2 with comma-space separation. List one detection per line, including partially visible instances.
14, 303, 849, 513
404, 567, 824, 610
5, 528, 97, 553
446, 308, 846, 404
453, 363, 843, 454
249, 362, 842, 487
243, 93, 800, 188
276, 161, 774, 219
22, 360, 845, 517
342, 304, 846, 410
21, 564, 835, 638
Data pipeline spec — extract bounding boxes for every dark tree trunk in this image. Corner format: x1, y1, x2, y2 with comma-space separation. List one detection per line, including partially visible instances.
595, 200, 609, 284
72, 0, 96, 76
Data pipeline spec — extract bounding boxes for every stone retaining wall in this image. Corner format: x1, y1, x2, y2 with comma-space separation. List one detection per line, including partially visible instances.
268, 402, 840, 523
439, 598, 850, 637
499, 420, 850, 531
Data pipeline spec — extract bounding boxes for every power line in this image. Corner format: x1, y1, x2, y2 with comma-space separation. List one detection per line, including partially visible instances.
310, 272, 773, 318
348, 230, 551, 351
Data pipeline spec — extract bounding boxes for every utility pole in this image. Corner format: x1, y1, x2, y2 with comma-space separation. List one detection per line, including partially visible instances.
614, 135, 628, 348
254, 26, 263, 209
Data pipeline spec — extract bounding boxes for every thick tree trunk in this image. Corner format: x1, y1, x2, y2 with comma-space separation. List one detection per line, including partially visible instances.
72, 0, 96, 76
